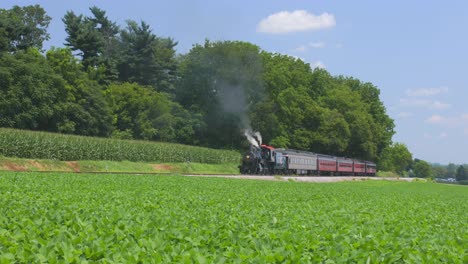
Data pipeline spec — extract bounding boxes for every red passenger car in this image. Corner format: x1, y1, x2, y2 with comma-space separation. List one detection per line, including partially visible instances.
365, 162, 377, 175
337, 158, 354, 174
354, 161, 366, 175
317, 155, 337, 173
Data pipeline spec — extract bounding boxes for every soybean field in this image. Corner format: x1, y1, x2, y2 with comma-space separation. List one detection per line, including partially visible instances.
0, 172, 466, 263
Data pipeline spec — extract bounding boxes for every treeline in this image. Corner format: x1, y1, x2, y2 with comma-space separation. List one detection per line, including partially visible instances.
1, 5, 401, 165
432, 163, 467, 181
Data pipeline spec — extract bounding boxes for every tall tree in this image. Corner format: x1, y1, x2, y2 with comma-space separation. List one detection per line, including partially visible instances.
337, 77, 395, 161
0, 49, 64, 131
0, 5, 51, 52
413, 160, 433, 179
62, 6, 119, 82
46, 47, 113, 136
456, 165, 467, 182
446, 163, 457, 178
260, 53, 315, 147
378, 143, 413, 174
117, 20, 178, 92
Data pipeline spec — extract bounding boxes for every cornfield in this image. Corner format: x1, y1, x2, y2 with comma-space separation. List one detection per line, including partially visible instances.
0, 128, 240, 163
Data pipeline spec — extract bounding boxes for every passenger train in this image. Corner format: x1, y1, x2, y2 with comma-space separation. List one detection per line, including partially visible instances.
239, 144, 376, 176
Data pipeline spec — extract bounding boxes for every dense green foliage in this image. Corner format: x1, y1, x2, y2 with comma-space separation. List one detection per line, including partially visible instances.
378, 143, 413, 175
105, 82, 201, 144
413, 159, 434, 179
0, 5, 50, 52
0, 48, 112, 136
0, 172, 466, 262
0, 128, 239, 163
456, 165, 467, 181
1, 4, 396, 164
431, 162, 468, 180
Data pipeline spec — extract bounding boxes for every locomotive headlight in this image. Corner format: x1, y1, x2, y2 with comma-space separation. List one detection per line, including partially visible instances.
246, 155, 250, 159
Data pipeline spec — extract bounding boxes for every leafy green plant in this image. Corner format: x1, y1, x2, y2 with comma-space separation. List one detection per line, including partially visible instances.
0, 172, 466, 263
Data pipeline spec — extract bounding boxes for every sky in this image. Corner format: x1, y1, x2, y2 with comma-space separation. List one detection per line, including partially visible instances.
2, 0, 468, 164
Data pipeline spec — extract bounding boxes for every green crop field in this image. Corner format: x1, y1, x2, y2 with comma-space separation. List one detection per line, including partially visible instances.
0, 128, 240, 164
0, 172, 466, 263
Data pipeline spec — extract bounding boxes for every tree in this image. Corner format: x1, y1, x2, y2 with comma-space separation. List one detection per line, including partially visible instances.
0, 5, 51, 52
319, 85, 377, 159
0, 48, 111, 136
256, 53, 314, 147
378, 143, 413, 175
0, 49, 64, 131
456, 165, 467, 181
46, 47, 113, 136
117, 20, 178, 92
104, 82, 201, 143
446, 163, 457, 178
337, 77, 395, 161
431, 165, 448, 179
413, 160, 433, 178
63, 6, 120, 82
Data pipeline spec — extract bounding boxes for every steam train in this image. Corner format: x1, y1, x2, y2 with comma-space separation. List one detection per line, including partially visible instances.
239, 144, 376, 176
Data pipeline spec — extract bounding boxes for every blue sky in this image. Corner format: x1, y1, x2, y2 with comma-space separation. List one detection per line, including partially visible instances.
3, 1, 468, 164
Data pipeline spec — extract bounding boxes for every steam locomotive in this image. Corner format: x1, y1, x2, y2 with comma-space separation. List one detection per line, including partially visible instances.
239, 144, 376, 176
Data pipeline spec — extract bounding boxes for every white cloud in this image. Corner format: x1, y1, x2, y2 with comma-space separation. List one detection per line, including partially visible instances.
439, 132, 448, 139
399, 98, 451, 109
425, 114, 468, 127
257, 10, 336, 34
405, 86, 448, 97
309, 41, 325, 48
399, 98, 430, 107
431, 101, 451, 109
310, 61, 325, 69
291, 41, 325, 53
425, 114, 445, 124
397, 112, 412, 118
292, 45, 307, 52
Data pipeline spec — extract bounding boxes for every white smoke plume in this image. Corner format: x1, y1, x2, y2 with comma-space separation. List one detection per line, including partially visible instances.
244, 129, 262, 147
253, 131, 262, 145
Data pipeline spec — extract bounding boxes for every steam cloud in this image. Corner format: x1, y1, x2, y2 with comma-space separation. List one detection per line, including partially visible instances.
215, 81, 264, 146
244, 129, 262, 147
209, 52, 264, 147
